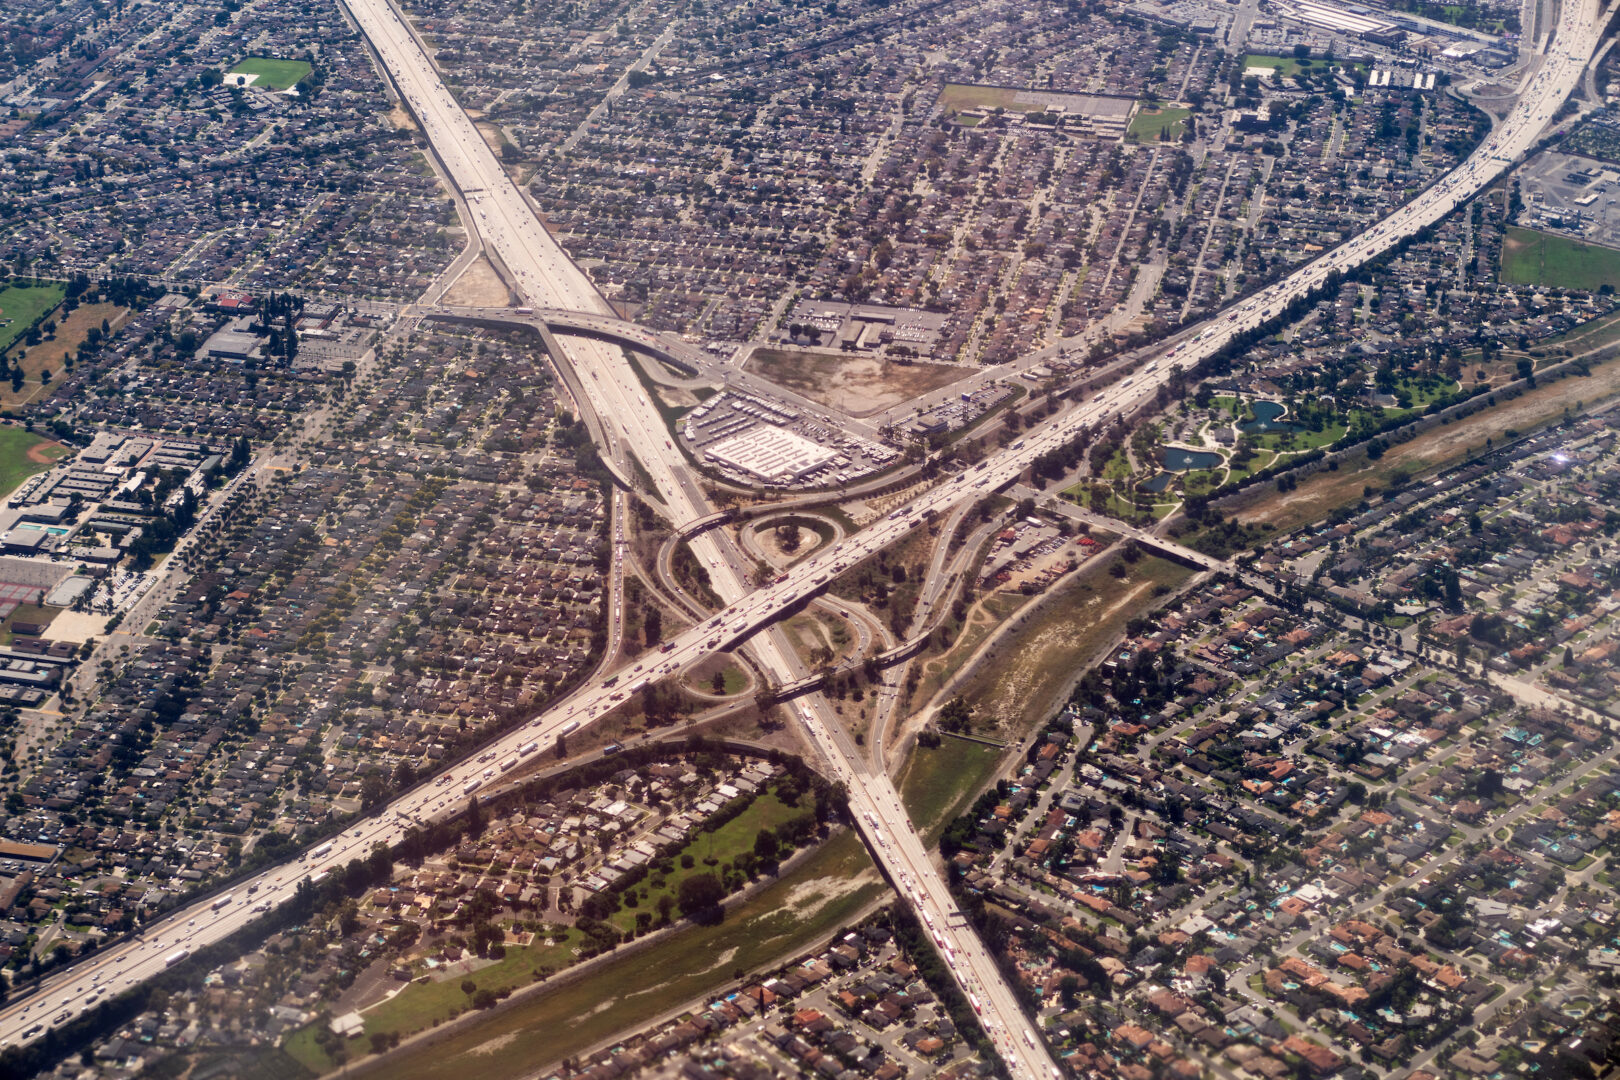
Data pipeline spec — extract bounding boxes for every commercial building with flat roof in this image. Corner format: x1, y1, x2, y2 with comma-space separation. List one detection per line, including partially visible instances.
705, 426, 836, 484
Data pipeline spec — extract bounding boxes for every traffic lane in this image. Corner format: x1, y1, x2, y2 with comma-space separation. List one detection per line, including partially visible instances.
8, 0, 1589, 1057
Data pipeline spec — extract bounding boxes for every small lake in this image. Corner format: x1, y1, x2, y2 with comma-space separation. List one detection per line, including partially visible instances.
1139, 472, 1173, 493
1162, 446, 1224, 472
1239, 400, 1300, 434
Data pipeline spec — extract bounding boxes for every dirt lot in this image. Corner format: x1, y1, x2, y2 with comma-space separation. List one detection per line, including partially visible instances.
652, 382, 703, 410
442, 255, 512, 307
948, 554, 1195, 736
1227, 352, 1620, 532
13, 302, 128, 406
746, 348, 968, 417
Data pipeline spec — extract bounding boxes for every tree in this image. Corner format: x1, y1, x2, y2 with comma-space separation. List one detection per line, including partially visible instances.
677, 872, 725, 923
710, 669, 726, 694
360, 770, 388, 811
753, 827, 780, 868
938, 696, 973, 733
339, 898, 360, 937
1442, 569, 1462, 612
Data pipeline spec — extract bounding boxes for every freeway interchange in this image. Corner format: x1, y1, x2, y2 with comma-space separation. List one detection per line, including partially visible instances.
0, 0, 1609, 1069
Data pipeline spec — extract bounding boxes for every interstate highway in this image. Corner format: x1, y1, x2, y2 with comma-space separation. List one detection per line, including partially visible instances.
1, 0, 1607, 1067
338, 0, 1068, 1074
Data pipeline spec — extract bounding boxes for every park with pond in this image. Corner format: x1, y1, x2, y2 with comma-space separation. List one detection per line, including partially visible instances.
1062, 392, 1397, 523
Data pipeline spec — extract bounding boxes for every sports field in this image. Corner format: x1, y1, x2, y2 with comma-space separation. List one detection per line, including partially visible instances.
1241, 53, 1309, 77
1128, 106, 1190, 141
0, 283, 66, 354
228, 56, 313, 91
1501, 227, 1620, 291
937, 83, 1025, 115
1241, 53, 1364, 78
0, 427, 68, 498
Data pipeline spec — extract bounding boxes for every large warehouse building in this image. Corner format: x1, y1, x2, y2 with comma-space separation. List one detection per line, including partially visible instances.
704, 426, 836, 484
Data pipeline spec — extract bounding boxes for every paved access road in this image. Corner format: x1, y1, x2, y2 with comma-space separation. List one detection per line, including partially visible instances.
1, 0, 1606, 1068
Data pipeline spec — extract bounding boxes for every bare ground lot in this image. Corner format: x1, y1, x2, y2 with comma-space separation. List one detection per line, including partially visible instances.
949, 554, 1196, 736
746, 348, 969, 417
1226, 350, 1620, 533
442, 255, 511, 307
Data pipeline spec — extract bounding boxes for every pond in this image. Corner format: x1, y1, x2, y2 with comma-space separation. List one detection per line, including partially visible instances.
1162, 446, 1224, 472
1239, 399, 1300, 434
1139, 472, 1173, 493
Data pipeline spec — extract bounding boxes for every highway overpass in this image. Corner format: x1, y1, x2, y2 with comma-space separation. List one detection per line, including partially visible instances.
2, 0, 1609, 1070
423, 304, 712, 375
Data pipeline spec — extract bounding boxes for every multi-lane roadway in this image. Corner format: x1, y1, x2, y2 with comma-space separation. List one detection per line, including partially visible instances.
340, 0, 1066, 1072
0, 0, 1605, 1067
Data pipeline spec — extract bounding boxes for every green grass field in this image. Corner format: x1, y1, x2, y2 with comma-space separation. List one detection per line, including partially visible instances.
282, 930, 586, 1069
1501, 227, 1620, 291
1241, 54, 1308, 77
1241, 54, 1365, 78
1101, 448, 1133, 480
229, 56, 313, 91
1128, 106, 1190, 141
0, 283, 65, 354
0, 602, 59, 645
1061, 484, 1151, 521
0, 427, 66, 498
1223, 447, 1275, 483
608, 787, 810, 934
1250, 421, 1346, 453
898, 740, 1005, 842
317, 832, 881, 1080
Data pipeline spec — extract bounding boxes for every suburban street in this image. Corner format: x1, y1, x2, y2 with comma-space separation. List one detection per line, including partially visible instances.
0, 0, 1609, 1065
